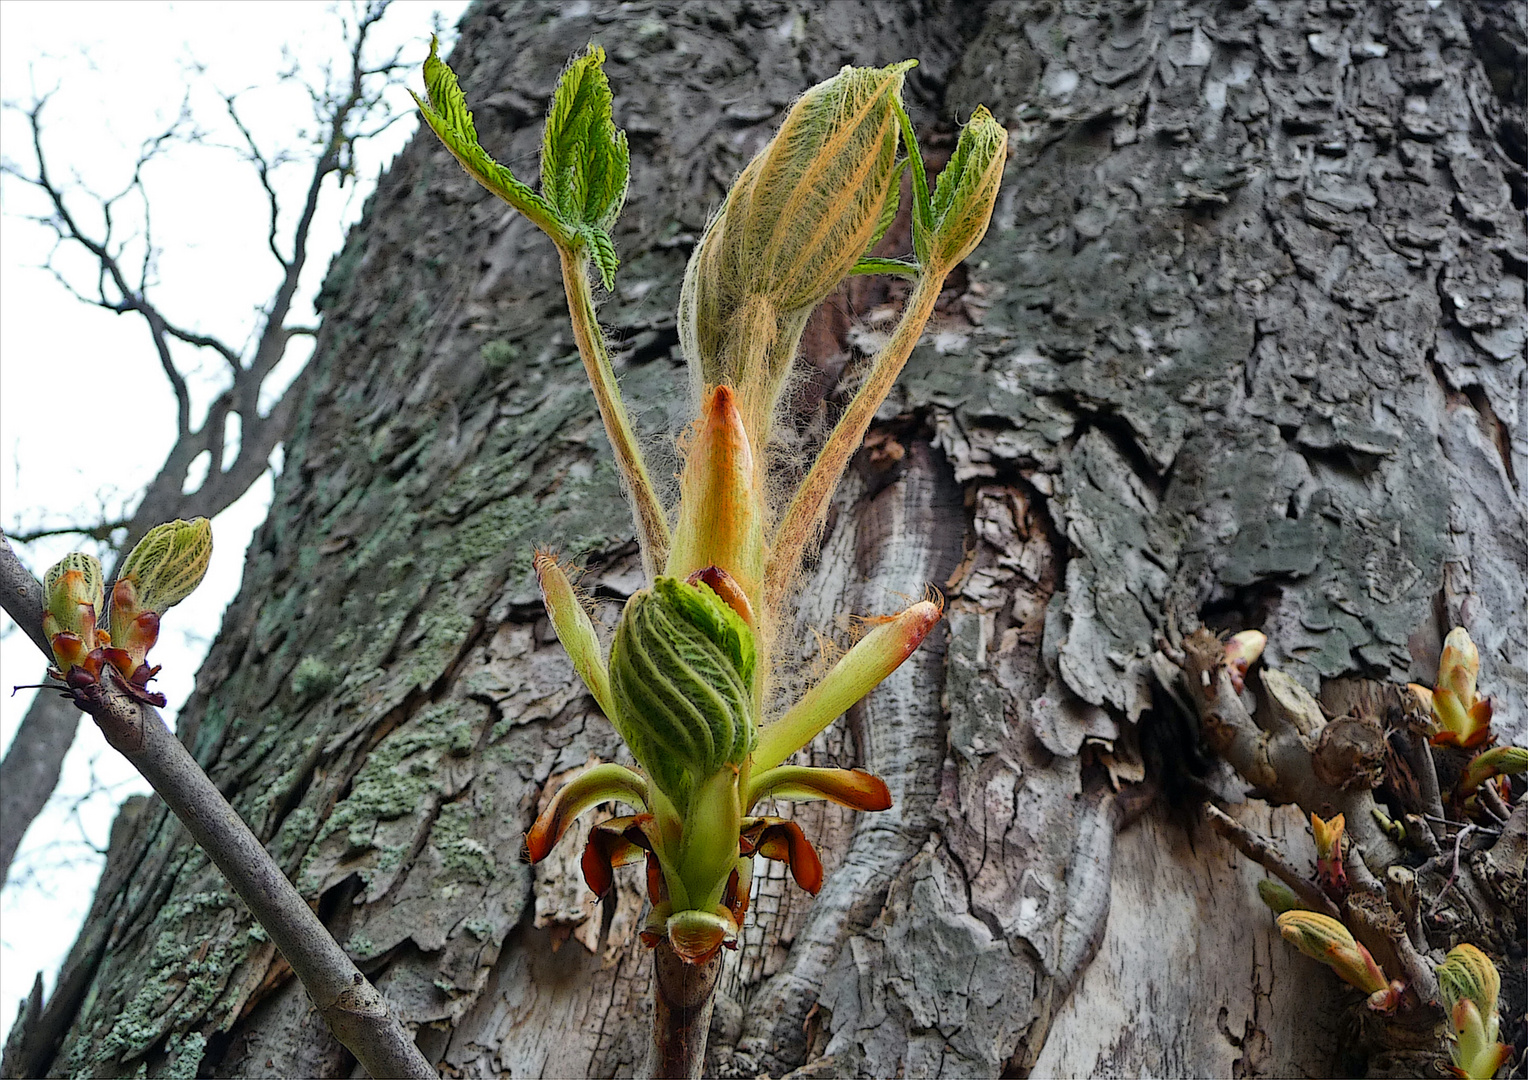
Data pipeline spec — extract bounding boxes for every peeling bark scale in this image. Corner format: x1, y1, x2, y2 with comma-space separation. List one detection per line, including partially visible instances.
6, 2, 1524, 1078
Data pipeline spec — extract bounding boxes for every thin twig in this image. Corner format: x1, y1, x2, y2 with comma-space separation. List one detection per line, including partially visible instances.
1478, 780, 1510, 824
0, 536, 433, 1079
1204, 803, 1341, 919
1427, 822, 1477, 917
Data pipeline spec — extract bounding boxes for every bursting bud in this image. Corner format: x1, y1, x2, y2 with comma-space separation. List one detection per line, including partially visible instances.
109, 518, 212, 675
1310, 812, 1347, 897
1437, 944, 1501, 1023
923, 105, 1007, 272
1437, 945, 1510, 1080
42, 553, 107, 674
1438, 627, 1480, 710
1430, 627, 1493, 749
609, 577, 758, 810
1276, 911, 1389, 996
679, 62, 913, 435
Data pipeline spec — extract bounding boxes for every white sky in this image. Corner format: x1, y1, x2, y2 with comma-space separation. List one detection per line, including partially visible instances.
0, 0, 470, 1034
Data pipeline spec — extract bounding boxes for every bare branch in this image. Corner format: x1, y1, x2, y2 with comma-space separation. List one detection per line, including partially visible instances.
1204, 803, 1342, 919
6, 519, 131, 546
221, 89, 289, 269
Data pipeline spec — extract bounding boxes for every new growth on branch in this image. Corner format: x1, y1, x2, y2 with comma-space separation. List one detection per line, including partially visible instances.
415, 37, 1005, 1077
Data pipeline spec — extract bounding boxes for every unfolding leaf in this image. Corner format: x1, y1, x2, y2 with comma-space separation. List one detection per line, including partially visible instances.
413, 36, 567, 243
745, 765, 891, 814
525, 763, 650, 861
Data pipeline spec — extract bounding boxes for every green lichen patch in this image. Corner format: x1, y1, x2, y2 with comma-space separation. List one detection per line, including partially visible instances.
290, 654, 340, 699
301, 700, 490, 900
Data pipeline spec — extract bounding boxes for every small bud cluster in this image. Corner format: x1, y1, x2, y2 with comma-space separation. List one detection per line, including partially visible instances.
40, 518, 212, 704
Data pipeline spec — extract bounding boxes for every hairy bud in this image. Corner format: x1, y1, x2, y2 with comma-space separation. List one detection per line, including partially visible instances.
1276, 911, 1388, 996
1438, 945, 1509, 1080
1437, 944, 1501, 1023
109, 518, 212, 676
115, 518, 213, 618
43, 553, 106, 674
679, 61, 913, 438
609, 577, 757, 808
924, 105, 1006, 271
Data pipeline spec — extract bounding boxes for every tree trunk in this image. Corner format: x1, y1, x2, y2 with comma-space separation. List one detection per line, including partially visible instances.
8, 1, 1524, 1077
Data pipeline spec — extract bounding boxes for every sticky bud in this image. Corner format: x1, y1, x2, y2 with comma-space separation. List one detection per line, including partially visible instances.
1256, 878, 1301, 915
608, 577, 758, 810
679, 61, 913, 438
1276, 910, 1388, 996
1224, 630, 1266, 693
42, 553, 106, 675
108, 518, 212, 676
925, 105, 1007, 272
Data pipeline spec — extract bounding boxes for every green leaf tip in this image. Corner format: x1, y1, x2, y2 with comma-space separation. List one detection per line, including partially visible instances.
414, 37, 628, 289
543, 44, 630, 236
412, 35, 568, 244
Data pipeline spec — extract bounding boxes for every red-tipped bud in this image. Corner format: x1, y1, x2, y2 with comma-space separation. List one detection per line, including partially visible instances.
42, 553, 107, 675
1276, 911, 1388, 995
666, 385, 766, 610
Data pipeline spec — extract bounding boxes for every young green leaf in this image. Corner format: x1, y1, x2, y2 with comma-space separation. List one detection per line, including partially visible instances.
849, 256, 919, 278
926, 105, 1006, 269
542, 45, 630, 234
586, 225, 620, 291
412, 36, 568, 244
892, 99, 932, 266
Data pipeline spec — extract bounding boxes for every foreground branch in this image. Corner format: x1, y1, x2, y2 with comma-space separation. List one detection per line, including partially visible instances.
0, 538, 433, 1080
1204, 803, 1341, 919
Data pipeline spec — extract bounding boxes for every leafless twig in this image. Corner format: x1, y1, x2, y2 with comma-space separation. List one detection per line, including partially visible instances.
0, 0, 407, 888
1204, 803, 1341, 919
